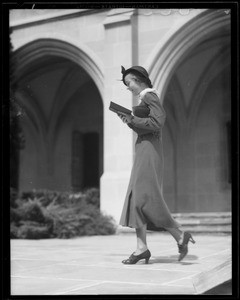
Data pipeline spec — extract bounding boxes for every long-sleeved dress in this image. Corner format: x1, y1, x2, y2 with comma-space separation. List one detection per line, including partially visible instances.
119, 89, 180, 231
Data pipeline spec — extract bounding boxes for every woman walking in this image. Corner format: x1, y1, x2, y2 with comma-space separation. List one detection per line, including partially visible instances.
117, 66, 195, 264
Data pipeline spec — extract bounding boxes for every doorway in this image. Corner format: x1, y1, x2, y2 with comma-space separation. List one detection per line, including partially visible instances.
71, 131, 100, 192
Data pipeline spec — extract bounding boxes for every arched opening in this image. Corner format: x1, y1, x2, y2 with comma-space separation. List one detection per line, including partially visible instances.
193, 66, 231, 211
146, 9, 230, 103
147, 9, 231, 212
12, 39, 104, 192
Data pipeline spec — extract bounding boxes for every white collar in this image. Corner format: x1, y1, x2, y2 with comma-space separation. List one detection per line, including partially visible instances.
138, 88, 160, 100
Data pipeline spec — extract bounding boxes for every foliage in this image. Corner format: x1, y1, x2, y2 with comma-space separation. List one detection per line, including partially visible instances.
84, 188, 100, 208
10, 188, 116, 239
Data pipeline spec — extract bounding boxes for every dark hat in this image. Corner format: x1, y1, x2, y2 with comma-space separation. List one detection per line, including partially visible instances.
121, 65, 150, 86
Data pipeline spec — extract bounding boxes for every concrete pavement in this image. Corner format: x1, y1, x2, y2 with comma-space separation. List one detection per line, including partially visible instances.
10, 232, 231, 295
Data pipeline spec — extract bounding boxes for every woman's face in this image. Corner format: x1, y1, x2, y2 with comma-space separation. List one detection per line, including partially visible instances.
124, 73, 142, 96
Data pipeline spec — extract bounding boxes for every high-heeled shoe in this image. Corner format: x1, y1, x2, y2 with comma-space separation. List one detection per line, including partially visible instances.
122, 249, 151, 264
177, 231, 195, 262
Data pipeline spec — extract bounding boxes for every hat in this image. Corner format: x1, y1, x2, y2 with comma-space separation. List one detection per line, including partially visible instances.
121, 65, 150, 86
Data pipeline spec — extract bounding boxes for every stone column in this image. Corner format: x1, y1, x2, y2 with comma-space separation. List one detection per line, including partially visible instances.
100, 9, 138, 223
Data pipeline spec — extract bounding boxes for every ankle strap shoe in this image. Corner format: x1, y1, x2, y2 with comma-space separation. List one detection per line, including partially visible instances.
122, 249, 151, 264
178, 232, 195, 262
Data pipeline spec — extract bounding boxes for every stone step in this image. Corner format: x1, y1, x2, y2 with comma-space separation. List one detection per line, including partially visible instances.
172, 212, 231, 234
118, 225, 231, 234
118, 212, 232, 234
192, 250, 231, 294
172, 212, 231, 218
174, 218, 231, 225
174, 225, 231, 233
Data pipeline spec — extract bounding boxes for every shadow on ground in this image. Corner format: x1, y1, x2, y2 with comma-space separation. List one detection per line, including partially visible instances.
150, 255, 198, 264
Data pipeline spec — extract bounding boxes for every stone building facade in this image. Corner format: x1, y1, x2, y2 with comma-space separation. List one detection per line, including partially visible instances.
10, 8, 231, 223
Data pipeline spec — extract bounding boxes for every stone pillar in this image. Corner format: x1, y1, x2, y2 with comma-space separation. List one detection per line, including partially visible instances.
100, 9, 138, 223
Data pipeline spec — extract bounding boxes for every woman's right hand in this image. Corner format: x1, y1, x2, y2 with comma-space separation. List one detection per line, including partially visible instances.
117, 113, 132, 124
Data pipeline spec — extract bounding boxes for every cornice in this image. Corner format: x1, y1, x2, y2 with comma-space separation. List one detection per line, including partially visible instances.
10, 9, 109, 29
103, 8, 137, 27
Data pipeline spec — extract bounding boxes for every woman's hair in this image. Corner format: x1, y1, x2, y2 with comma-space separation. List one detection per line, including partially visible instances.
130, 71, 153, 88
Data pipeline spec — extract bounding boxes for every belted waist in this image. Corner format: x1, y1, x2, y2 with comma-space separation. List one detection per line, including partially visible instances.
137, 131, 161, 141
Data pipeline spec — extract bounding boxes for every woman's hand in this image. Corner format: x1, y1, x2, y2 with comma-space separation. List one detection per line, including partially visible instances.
117, 112, 133, 124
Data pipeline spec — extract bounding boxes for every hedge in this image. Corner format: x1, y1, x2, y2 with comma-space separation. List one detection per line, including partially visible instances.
10, 188, 116, 239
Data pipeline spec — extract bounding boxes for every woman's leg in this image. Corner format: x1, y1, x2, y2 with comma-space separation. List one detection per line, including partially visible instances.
166, 227, 196, 261
165, 227, 184, 244
135, 224, 148, 255
134, 225, 183, 253
122, 224, 151, 264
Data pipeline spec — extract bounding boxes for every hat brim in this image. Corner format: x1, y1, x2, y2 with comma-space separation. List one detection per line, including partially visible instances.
122, 68, 149, 85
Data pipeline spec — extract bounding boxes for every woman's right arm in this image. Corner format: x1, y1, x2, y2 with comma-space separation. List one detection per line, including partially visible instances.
130, 92, 166, 131
127, 123, 155, 135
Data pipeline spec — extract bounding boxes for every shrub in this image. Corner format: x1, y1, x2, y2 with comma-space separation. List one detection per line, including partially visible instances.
84, 188, 100, 208
19, 198, 46, 223
17, 221, 52, 239
10, 223, 19, 239
10, 207, 22, 223
10, 188, 116, 239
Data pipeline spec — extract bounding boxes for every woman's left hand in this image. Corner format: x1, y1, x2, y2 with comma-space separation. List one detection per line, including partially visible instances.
117, 113, 133, 124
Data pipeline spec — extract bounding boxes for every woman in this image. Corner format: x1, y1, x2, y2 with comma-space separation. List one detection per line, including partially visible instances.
117, 66, 195, 264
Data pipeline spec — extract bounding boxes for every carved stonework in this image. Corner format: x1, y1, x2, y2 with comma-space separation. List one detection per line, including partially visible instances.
158, 9, 192, 16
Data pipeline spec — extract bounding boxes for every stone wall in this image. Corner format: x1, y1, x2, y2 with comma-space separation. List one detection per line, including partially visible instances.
10, 8, 231, 224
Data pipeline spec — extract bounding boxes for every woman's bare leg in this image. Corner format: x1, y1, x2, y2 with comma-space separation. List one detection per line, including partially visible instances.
135, 224, 148, 255
133, 225, 184, 256
165, 227, 184, 244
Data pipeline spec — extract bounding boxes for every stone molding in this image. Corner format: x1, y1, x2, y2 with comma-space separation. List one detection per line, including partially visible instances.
10, 9, 99, 29
103, 8, 137, 27
145, 9, 230, 104
12, 38, 104, 99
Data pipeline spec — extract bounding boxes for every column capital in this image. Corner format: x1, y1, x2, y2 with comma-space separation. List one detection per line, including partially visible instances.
103, 8, 137, 27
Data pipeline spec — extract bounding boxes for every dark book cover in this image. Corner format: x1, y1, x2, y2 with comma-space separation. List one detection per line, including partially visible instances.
109, 101, 132, 115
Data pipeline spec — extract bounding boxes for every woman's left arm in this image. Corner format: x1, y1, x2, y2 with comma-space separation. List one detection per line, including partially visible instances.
130, 92, 166, 131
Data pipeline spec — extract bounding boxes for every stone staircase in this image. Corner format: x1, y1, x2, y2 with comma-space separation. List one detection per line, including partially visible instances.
172, 212, 231, 234
118, 212, 232, 234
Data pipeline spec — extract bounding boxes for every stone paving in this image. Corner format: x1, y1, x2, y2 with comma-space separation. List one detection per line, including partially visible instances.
10, 232, 231, 295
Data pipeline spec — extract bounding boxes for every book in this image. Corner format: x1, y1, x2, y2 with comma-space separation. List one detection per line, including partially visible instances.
109, 101, 132, 115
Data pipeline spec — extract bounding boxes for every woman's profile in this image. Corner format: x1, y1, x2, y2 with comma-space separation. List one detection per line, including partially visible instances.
117, 65, 195, 264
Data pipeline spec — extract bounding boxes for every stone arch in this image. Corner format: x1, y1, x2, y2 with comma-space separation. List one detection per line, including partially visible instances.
12, 38, 104, 191
144, 9, 231, 212
12, 38, 104, 99
145, 9, 230, 103
12, 38, 105, 154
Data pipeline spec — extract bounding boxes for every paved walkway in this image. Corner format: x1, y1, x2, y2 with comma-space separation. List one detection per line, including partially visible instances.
11, 232, 231, 295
